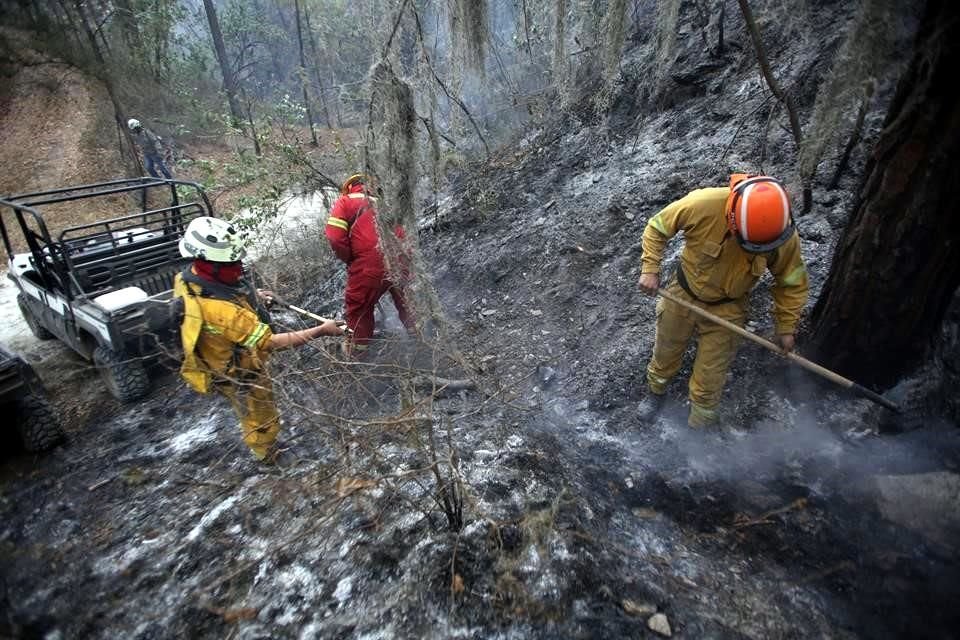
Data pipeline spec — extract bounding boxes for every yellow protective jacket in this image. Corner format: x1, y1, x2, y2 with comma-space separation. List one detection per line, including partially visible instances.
640, 187, 809, 334
173, 270, 273, 394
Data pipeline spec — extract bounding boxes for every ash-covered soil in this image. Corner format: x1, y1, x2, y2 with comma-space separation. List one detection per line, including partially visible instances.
3, 3, 960, 639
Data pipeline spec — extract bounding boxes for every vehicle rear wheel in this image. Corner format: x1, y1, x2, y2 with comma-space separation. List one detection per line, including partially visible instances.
17, 294, 54, 340
16, 393, 65, 452
93, 346, 150, 403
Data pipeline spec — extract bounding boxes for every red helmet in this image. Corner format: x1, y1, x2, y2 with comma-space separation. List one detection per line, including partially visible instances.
725, 174, 794, 253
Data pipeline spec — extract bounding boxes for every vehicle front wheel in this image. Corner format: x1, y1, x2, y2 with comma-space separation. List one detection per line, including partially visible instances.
93, 346, 150, 403
16, 393, 65, 452
17, 294, 54, 340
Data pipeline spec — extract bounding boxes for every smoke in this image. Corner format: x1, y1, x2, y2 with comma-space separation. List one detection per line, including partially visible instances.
661, 400, 957, 505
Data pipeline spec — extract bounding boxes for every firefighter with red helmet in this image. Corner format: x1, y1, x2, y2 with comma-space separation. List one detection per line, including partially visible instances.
636, 174, 809, 427
325, 174, 415, 357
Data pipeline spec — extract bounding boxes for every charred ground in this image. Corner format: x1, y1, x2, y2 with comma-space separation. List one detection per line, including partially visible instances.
2, 2, 960, 639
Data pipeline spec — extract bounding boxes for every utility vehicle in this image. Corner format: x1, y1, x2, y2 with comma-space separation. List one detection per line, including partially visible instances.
0, 343, 64, 452
0, 178, 215, 402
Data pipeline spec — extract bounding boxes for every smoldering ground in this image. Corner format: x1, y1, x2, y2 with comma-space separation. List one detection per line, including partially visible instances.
3, 2, 959, 638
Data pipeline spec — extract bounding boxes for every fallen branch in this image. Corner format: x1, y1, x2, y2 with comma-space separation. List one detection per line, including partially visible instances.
732, 497, 808, 529
88, 476, 114, 491
412, 375, 476, 392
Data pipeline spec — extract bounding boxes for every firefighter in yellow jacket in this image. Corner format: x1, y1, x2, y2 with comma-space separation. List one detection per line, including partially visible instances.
636, 174, 809, 427
174, 216, 343, 461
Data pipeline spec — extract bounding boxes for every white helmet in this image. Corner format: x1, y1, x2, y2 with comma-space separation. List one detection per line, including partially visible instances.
127, 118, 141, 131
179, 217, 247, 262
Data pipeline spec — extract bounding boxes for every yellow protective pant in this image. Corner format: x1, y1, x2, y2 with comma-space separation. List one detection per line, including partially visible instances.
646, 280, 745, 427
215, 371, 281, 459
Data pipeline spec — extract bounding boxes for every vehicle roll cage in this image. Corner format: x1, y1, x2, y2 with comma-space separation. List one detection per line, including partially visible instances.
0, 178, 215, 298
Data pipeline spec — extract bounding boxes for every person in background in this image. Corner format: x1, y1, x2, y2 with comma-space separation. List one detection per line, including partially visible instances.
636, 174, 809, 428
127, 118, 172, 179
174, 216, 343, 463
324, 174, 416, 358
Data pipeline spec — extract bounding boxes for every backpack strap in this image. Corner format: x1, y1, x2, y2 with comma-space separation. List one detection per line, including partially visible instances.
179, 267, 268, 322
180, 266, 252, 302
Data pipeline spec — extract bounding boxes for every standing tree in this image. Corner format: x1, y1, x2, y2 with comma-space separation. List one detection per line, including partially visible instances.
303, 1, 333, 129
201, 0, 245, 126
293, 0, 319, 145
71, 0, 141, 173
807, 0, 960, 389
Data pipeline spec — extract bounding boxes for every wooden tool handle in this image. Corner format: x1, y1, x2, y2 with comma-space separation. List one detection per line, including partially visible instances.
655, 288, 900, 412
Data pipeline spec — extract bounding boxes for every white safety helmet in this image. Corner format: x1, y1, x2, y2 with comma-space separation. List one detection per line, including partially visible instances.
179, 216, 247, 263
127, 118, 141, 131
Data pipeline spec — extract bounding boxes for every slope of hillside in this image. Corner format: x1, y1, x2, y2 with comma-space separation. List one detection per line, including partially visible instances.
0, 29, 123, 201
1, 5, 959, 640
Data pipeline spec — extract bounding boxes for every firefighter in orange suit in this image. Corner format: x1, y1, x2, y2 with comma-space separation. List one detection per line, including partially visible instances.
325, 174, 415, 357
174, 216, 343, 462
636, 174, 809, 427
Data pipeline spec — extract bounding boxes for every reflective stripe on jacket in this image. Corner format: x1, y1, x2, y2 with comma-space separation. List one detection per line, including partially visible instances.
640, 187, 809, 334
325, 185, 407, 283
173, 271, 273, 394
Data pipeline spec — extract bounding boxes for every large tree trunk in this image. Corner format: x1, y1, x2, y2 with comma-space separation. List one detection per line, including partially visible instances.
201, 0, 244, 127
807, 0, 960, 389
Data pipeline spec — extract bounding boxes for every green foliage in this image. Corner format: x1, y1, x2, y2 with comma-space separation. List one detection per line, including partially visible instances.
117, 0, 187, 80
220, 0, 289, 89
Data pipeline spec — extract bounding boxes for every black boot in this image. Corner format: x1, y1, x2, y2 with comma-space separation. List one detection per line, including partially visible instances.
637, 392, 666, 422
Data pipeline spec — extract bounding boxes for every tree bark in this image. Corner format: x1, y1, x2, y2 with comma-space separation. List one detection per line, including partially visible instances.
827, 82, 874, 190
201, 0, 244, 127
303, 2, 333, 129
51, 0, 86, 51
716, 0, 724, 55
807, 0, 960, 389
241, 87, 261, 157
71, 0, 142, 175
112, 0, 143, 53
294, 0, 318, 146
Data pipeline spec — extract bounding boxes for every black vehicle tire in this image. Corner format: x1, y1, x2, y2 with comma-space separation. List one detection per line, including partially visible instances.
16, 393, 65, 453
17, 294, 54, 340
93, 346, 150, 403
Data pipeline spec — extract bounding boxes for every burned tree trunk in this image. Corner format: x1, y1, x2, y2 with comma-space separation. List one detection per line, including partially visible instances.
807, 0, 960, 389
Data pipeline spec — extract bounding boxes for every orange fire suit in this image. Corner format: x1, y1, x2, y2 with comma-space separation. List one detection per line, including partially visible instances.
174, 269, 280, 459
325, 184, 414, 356
640, 187, 809, 426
